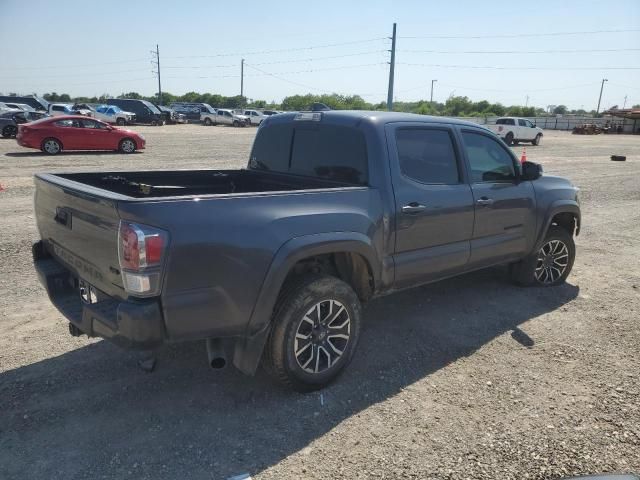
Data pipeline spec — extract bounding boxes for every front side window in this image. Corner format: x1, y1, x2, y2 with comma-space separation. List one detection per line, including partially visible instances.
525, 120, 534, 128
462, 131, 516, 183
518, 119, 527, 127
53, 106, 65, 112
395, 128, 459, 184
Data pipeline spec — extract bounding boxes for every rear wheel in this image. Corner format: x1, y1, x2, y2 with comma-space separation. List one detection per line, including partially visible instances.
532, 134, 542, 146
510, 226, 575, 287
2, 125, 17, 138
41, 138, 62, 155
204, 117, 212, 126
119, 138, 137, 153
505, 132, 514, 146
150, 120, 158, 126
264, 275, 362, 392
116, 118, 126, 126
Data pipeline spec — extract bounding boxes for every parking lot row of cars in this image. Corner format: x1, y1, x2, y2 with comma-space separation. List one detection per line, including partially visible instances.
0, 96, 283, 129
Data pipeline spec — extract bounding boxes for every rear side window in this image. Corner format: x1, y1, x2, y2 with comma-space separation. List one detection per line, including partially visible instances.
462, 131, 516, 183
250, 123, 368, 185
396, 129, 459, 184
496, 118, 515, 126
54, 120, 74, 127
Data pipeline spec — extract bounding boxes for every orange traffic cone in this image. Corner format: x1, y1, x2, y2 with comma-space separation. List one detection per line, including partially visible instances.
520, 147, 527, 164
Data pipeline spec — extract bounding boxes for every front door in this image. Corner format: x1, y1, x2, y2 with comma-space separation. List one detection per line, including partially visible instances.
79, 118, 113, 149
459, 129, 536, 267
387, 124, 475, 289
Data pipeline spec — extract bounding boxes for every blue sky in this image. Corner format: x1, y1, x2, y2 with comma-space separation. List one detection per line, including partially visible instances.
1, 0, 639, 110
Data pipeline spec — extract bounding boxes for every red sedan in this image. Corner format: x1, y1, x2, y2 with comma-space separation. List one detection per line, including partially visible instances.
16, 115, 146, 155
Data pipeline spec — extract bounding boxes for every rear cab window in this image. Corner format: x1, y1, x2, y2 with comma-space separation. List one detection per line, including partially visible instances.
249, 121, 368, 185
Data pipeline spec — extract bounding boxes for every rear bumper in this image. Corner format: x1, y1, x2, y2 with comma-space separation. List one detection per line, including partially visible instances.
33, 241, 165, 350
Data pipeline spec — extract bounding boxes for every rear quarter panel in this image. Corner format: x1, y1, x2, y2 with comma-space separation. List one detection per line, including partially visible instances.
116, 187, 385, 341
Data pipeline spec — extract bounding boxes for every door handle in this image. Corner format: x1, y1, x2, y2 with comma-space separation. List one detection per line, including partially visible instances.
402, 203, 427, 214
476, 197, 494, 207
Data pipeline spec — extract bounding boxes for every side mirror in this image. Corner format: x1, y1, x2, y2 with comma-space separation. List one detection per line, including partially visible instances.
531, 123, 537, 128
521, 161, 543, 181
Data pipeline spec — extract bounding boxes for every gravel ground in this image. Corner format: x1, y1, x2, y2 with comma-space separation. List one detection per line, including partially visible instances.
0, 125, 638, 480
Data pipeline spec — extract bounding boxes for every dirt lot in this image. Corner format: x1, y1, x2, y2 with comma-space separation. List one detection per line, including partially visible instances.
0, 125, 639, 480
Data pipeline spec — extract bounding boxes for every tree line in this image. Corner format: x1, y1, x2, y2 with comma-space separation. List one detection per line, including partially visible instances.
9, 91, 620, 117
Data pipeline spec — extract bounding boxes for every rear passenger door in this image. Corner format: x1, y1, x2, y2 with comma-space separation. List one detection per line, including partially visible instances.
517, 118, 531, 140
459, 128, 536, 267
386, 124, 475, 289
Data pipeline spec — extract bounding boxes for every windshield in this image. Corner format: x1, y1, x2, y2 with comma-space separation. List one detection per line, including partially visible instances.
142, 100, 161, 114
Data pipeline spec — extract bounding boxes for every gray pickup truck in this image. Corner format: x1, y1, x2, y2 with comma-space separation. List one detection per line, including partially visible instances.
32, 111, 580, 391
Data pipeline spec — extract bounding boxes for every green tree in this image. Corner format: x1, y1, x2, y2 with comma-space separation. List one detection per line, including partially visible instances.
553, 105, 568, 115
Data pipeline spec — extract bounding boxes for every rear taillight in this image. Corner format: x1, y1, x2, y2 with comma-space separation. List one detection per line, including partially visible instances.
118, 221, 168, 296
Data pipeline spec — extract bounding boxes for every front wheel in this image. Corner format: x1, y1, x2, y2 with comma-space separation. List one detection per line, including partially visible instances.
119, 138, 137, 154
264, 275, 362, 392
532, 134, 542, 146
233, 120, 240, 127
510, 226, 575, 287
116, 118, 126, 126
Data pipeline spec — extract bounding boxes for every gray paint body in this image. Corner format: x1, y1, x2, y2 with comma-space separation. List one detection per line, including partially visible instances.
33, 111, 580, 372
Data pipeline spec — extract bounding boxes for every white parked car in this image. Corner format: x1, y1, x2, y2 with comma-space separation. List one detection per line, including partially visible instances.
243, 110, 267, 126
47, 103, 92, 117
201, 108, 249, 127
2, 102, 36, 112
487, 117, 544, 146
93, 105, 136, 125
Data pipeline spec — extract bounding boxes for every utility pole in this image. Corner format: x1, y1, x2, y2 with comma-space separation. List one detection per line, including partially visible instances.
623, 95, 627, 109
151, 44, 162, 105
525, 95, 529, 107
430, 79, 437, 104
386, 23, 397, 111
596, 78, 608, 116
240, 58, 244, 101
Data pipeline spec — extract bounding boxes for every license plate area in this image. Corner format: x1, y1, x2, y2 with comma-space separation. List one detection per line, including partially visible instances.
79, 279, 98, 304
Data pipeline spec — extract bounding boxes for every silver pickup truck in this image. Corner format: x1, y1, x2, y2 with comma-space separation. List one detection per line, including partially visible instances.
201, 108, 249, 127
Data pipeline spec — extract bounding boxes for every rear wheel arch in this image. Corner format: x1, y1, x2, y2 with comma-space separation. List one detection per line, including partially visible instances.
232, 236, 379, 376
41, 137, 63, 154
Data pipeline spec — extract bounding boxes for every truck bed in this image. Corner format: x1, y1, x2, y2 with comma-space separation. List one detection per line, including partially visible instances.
54, 169, 352, 199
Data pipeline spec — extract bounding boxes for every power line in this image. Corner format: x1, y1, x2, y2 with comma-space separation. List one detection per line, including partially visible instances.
398, 82, 603, 95
164, 37, 388, 59
166, 62, 386, 80
399, 48, 640, 54
399, 28, 640, 39
5, 58, 149, 70
161, 50, 387, 70
398, 62, 640, 71
0, 68, 152, 80
243, 63, 325, 92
